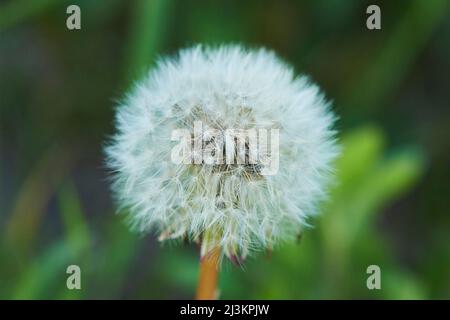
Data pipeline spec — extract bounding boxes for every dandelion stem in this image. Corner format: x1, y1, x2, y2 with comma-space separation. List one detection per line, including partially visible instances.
196, 247, 220, 300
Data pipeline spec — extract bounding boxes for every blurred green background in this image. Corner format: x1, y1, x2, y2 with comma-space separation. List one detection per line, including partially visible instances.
0, 0, 449, 299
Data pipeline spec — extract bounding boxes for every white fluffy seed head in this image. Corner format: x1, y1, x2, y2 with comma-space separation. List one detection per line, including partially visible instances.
105, 45, 339, 262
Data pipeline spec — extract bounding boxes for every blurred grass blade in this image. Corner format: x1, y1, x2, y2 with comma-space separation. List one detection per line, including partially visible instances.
11, 181, 89, 299
95, 218, 139, 298
335, 125, 384, 188
344, 0, 449, 112
6, 145, 74, 259
320, 127, 425, 285
123, 0, 172, 86
13, 241, 75, 299
348, 147, 426, 236
58, 181, 91, 257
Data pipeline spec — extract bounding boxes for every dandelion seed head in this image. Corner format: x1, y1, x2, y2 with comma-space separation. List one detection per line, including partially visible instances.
105, 45, 339, 261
